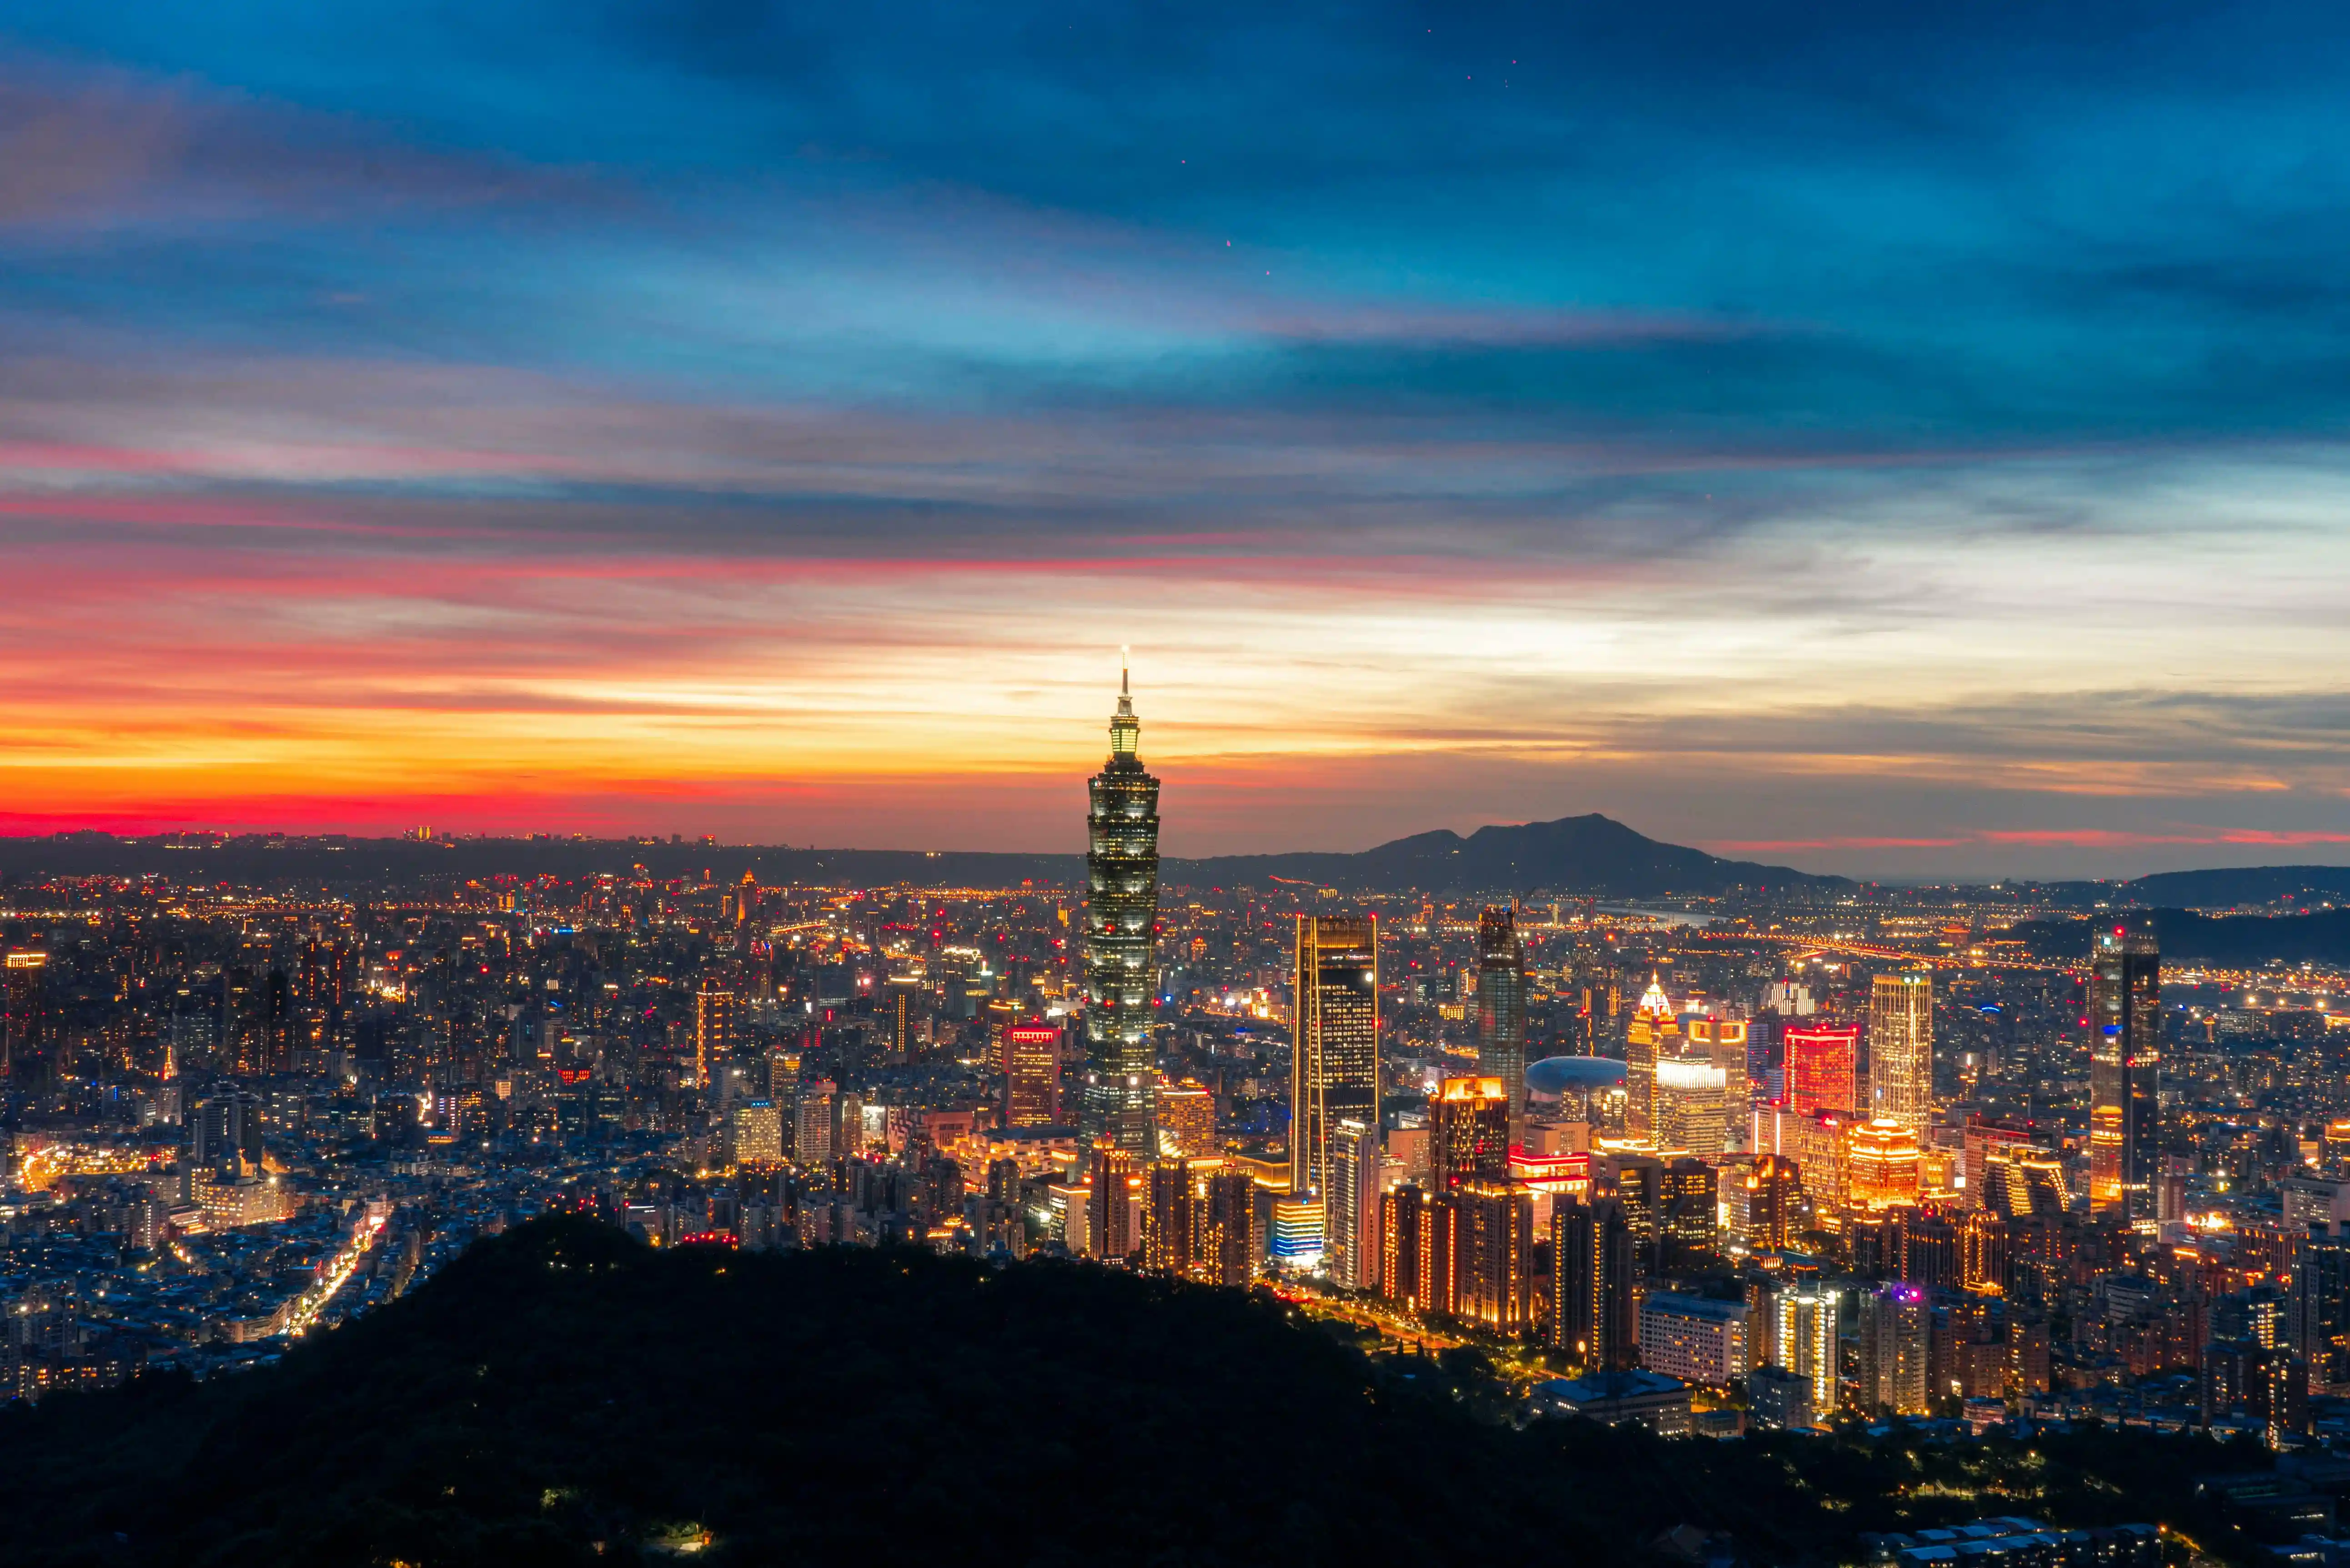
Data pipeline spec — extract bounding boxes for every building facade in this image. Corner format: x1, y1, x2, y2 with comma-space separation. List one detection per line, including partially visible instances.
2088, 922, 2161, 1218
1474, 906, 1528, 1149
1290, 915, 1379, 1203
1868, 971, 1933, 1126
1081, 670, 1162, 1155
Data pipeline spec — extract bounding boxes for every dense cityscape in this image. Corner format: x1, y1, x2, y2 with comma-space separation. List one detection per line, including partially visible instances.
3, 669, 2347, 1554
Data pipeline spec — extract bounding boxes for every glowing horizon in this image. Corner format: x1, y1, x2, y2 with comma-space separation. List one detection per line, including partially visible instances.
4, 7, 2349, 880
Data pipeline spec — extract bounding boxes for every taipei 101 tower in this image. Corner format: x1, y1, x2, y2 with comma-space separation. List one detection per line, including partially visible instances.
1081, 658, 1161, 1154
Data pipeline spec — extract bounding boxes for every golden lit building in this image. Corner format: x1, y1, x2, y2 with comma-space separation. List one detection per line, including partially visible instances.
1622, 976, 1680, 1139
1868, 971, 1933, 1126
1002, 1022, 1063, 1128
1157, 1079, 1215, 1158
1846, 1118, 1923, 1211
1291, 916, 1379, 1201
1654, 1058, 1732, 1159
694, 981, 739, 1091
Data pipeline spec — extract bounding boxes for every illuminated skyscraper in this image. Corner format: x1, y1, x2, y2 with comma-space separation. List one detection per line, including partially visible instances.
1474, 906, 1528, 1149
1431, 1076, 1508, 1192
1290, 915, 1379, 1202
1741, 1153, 1804, 1252
1654, 1058, 1732, 1158
1089, 1145, 1141, 1261
1859, 1284, 1931, 1415
1552, 1197, 1636, 1370
1770, 1285, 1841, 1418
1143, 1158, 1195, 1275
1847, 1118, 1923, 1211
2088, 922, 2160, 1217
694, 981, 739, 1091
1868, 971, 1933, 1125
1623, 976, 1679, 1138
1082, 665, 1162, 1154
1198, 1167, 1259, 1287
1001, 1022, 1062, 1127
1327, 1119, 1384, 1291
1156, 1079, 1215, 1158
1451, 1183, 1535, 1334
1783, 1024, 1860, 1116
2, 951, 45, 1082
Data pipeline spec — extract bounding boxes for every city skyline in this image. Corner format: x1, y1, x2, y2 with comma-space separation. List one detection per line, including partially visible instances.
5, 6, 2350, 878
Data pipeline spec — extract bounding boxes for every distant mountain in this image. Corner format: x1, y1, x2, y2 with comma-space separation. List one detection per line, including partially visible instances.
2121, 864, 2350, 910
2009, 907, 2350, 967
1175, 813, 1845, 896
0, 813, 1840, 897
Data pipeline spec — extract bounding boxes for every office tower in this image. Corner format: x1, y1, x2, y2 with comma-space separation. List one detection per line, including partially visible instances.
728, 1099, 783, 1169
1552, 1198, 1636, 1370
1622, 976, 1679, 1138
1783, 1024, 1860, 1116
1327, 1119, 1384, 1291
1847, 1118, 1923, 1211
1155, 1080, 1215, 1158
1638, 1294, 1750, 1387
1082, 666, 1162, 1155
2, 951, 45, 1081
794, 1082, 837, 1166
1980, 1141, 2070, 1218
1431, 1076, 1508, 1192
694, 982, 739, 1091
1868, 971, 1933, 1125
1198, 1168, 1258, 1287
1380, 1185, 1439, 1312
2088, 922, 2161, 1218
1858, 1284, 1931, 1415
2293, 1231, 2350, 1395
1268, 1194, 1326, 1270
1959, 1210, 2008, 1295
1654, 1058, 1732, 1158
1742, 1154, 1804, 1251
1290, 915, 1379, 1202
1659, 1157, 1718, 1268
1143, 1159, 1195, 1275
1090, 1145, 1141, 1261
1771, 1286, 1841, 1419
886, 981, 914, 1060
192, 1091, 265, 1176
1001, 1021, 1062, 1127
1451, 1183, 1535, 1334
1474, 906, 1528, 1149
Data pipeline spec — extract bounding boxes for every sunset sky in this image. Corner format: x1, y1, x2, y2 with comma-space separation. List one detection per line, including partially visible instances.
3, 2, 2348, 878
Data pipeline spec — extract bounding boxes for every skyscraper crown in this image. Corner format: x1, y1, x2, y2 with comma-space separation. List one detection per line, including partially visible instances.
1109, 662, 1140, 758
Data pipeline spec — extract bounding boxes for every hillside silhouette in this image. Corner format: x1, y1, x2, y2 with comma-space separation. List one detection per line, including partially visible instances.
0, 1217, 2283, 1566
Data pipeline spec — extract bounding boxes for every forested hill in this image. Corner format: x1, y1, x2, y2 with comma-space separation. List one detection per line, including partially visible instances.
0, 1218, 2286, 1567
2010, 907, 2350, 967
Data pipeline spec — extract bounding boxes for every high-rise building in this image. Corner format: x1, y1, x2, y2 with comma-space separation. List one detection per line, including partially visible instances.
1742, 1154, 1804, 1252
1002, 1022, 1062, 1127
1622, 976, 1680, 1138
1450, 1183, 1535, 1334
2, 950, 46, 1082
1090, 1145, 1141, 1261
1553, 1197, 1636, 1370
1156, 1079, 1215, 1158
1659, 1157, 1719, 1268
1197, 1168, 1258, 1287
1380, 1184, 1441, 1313
1654, 1058, 1732, 1158
694, 982, 739, 1091
192, 1091, 265, 1177
1290, 915, 1379, 1203
1143, 1158, 1195, 1275
1770, 1285, 1841, 1419
2292, 1231, 2350, 1395
1638, 1293, 1750, 1387
1082, 667, 1161, 1155
1327, 1119, 1384, 1292
1868, 971, 1933, 1125
1474, 906, 1528, 1149
1431, 1075, 1508, 1192
1858, 1283, 1931, 1415
1847, 1118, 1923, 1211
2088, 922, 2160, 1218
794, 1081, 837, 1167
727, 1099, 783, 1169
1783, 1024, 1860, 1117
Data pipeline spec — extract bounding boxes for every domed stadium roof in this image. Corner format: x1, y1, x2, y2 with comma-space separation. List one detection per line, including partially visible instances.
1526, 1055, 1628, 1095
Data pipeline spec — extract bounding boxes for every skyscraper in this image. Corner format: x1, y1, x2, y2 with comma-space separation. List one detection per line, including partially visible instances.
1553, 1197, 1637, 1370
1431, 1075, 1508, 1192
1327, 1119, 1384, 1291
1474, 906, 1528, 1149
694, 981, 738, 1091
1623, 976, 1679, 1139
1001, 1021, 1062, 1127
2088, 921, 2160, 1218
1290, 915, 1379, 1202
1868, 971, 1933, 1125
1082, 666, 1162, 1155
1783, 1023, 1860, 1116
